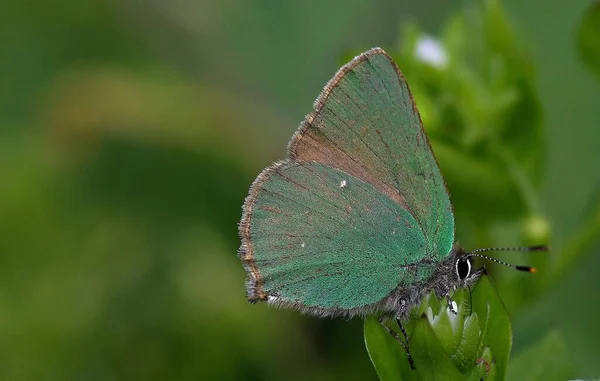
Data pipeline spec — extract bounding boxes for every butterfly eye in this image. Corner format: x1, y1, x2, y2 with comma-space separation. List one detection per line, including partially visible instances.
455, 258, 472, 280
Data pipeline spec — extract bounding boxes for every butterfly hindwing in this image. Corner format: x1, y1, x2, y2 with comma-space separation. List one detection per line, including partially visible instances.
240, 161, 435, 313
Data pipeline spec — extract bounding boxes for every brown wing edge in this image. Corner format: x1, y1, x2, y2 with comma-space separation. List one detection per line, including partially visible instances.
288, 47, 389, 158
238, 159, 290, 303
287, 47, 455, 241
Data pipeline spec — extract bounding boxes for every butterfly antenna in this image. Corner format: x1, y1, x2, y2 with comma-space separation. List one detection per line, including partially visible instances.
466, 245, 549, 273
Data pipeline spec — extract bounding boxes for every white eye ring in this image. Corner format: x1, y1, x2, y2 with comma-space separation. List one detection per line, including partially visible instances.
455, 258, 472, 279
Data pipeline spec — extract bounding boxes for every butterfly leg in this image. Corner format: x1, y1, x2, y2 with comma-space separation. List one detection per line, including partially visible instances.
378, 315, 416, 370
395, 317, 410, 343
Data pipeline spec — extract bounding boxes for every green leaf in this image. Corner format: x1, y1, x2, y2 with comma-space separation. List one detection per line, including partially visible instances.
451, 312, 482, 373
364, 274, 512, 380
577, 1, 600, 78
364, 315, 410, 381
470, 273, 512, 381
411, 316, 465, 380
506, 331, 573, 380
465, 347, 495, 381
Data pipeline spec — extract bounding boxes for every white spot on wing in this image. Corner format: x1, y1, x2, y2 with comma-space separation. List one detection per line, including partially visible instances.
301, 242, 305, 248
340, 180, 347, 188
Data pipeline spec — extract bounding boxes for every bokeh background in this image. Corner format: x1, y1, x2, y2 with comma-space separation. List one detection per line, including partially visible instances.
1, 0, 600, 380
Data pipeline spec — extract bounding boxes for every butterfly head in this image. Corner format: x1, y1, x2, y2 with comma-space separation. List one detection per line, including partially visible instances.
447, 244, 549, 292
430, 244, 548, 299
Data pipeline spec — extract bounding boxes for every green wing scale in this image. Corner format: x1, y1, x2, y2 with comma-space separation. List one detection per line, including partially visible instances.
239, 48, 455, 315
242, 161, 428, 313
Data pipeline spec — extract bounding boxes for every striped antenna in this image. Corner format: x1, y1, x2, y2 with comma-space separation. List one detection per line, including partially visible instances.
466, 245, 549, 273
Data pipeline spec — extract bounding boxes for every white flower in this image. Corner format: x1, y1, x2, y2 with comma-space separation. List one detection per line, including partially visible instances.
414, 35, 448, 68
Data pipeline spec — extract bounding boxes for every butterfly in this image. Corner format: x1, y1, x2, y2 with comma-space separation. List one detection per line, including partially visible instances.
238, 47, 545, 368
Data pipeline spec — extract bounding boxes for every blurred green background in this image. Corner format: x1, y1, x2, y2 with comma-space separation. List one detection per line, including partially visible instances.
1, 0, 600, 380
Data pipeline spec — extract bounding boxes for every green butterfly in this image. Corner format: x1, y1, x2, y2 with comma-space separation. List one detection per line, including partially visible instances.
238, 48, 544, 368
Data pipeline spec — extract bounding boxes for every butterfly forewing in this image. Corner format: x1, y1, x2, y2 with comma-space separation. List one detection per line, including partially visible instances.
289, 48, 454, 257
